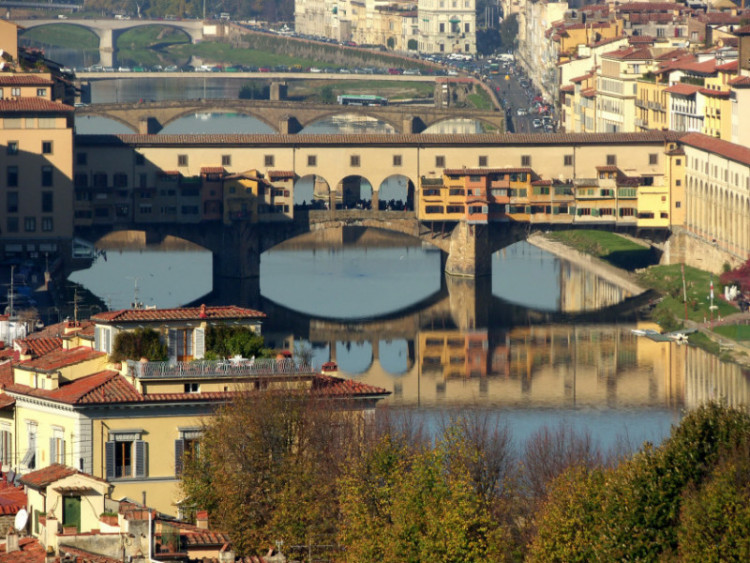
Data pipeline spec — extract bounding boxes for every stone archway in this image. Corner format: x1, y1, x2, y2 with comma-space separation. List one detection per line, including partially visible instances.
378, 174, 415, 211
294, 174, 331, 210
334, 175, 374, 210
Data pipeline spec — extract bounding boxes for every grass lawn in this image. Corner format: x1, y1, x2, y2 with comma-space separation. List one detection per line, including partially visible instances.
713, 324, 750, 341
21, 25, 99, 49
547, 230, 653, 270
638, 264, 737, 326
117, 26, 191, 50
467, 91, 493, 110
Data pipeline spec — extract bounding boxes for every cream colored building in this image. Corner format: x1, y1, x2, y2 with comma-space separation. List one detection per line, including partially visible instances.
0, 99, 75, 260
418, 0, 476, 54
597, 46, 655, 133
682, 132, 750, 260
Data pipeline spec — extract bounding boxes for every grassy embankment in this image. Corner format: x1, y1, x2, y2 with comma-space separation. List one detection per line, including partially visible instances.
545, 230, 740, 334
21, 24, 99, 54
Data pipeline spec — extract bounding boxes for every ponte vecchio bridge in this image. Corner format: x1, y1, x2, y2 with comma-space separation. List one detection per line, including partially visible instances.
74, 130, 679, 281
75, 99, 507, 134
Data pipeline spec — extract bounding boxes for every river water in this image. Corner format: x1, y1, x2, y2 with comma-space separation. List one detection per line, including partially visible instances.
64, 77, 750, 455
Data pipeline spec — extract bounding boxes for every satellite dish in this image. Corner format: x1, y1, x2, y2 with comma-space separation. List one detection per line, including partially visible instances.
15, 508, 28, 532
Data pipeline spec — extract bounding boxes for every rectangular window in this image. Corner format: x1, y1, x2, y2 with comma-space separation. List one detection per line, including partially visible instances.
393, 155, 402, 166
178, 154, 188, 167
7, 192, 18, 214
50, 428, 66, 464
105, 433, 147, 480
175, 429, 202, 476
24, 217, 36, 232
606, 154, 616, 166
649, 153, 658, 165
42, 141, 53, 154
264, 155, 275, 167
564, 155, 573, 166
308, 155, 317, 166
42, 166, 53, 187
222, 154, 231, 166
6, 141, 18, 155
479, 156, 488, 167
37, 88, 47, 97
42, 217, 53, 232
11, 87, 21, 97
76, 153, 87, 165
7, 166, 18, 187
113, 173, 127, 187
350, 155, 360, 167
22, 422, 37, 469
7, 218, 18, 233
521, 155, 531, 167
0, 428, 12, 466
42, 192, 53, 213
436, 156, 445, 168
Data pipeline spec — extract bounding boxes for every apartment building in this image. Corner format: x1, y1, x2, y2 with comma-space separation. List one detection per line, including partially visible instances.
295, 0, 475, 54
682, 132, 750, 259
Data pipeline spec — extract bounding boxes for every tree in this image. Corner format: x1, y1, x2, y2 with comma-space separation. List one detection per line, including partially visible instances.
203, 324, 271, 359
181, 387, 357, 557
111, 327, 167, 362
320, 85, 335, 104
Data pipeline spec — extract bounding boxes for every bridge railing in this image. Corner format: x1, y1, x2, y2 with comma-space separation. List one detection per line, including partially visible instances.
126, 358, 314, 379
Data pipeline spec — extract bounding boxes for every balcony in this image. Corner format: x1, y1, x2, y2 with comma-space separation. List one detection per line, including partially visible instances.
126, 358, 314, 379
635, 99, 648, 109
634, 118, 648, 128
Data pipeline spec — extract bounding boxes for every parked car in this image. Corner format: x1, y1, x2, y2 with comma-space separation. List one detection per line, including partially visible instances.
533, 118, 542, 128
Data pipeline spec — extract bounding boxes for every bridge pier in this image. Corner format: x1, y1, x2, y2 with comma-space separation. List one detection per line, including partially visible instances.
402, 116, 426, 134
139, 117, 163, 134
445, 275, 491, 331
270, 82, 288, 101
445, 222, 492, 278
278, 116, 302, 134
212, 222, 261, 279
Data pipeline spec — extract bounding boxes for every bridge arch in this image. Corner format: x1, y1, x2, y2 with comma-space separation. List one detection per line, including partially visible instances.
77, 113, 140, 134
20, 22, 101, 48
378, 339, 411, 376
114, 24, 192, 50
424, 115, 503, 134
335, 340, 374, 375
294, 174, 332, 209
335, 175, 374, 210
157, 108, 280, 133
378, 174, 415, 211
298, 110, 401, 134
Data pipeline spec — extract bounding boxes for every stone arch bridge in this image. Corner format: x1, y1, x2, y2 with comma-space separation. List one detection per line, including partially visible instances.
74, 99, 507, 134
16, 18, 203, 68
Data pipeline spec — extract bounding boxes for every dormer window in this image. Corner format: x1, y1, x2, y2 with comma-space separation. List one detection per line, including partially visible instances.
184, 383, 200, 393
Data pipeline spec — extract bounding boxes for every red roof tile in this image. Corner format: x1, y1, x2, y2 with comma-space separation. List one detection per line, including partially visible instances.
443, 167, 532, 175
91, 305, 265, 324
680, 132, 750, 167
0, 537, 45, 563
560, 84, 575, 93
15, 337, 62, 358
0, 76, 53, 86
665, 83, 701, 96
716, 60, 738, 71
58, 546, 121, 563
20, 463, 108, 489
200, 166, 225, 174
0, 481, 26, 515
616, 2, 689, 12
699, 88, 730, 98
311, 374, 389, 397
17, 346, 105, 373
268, 170, 295, 179
0, 98, 73, 113
729, 75, 750, 87
0, 394, 15, 409
0, 362, 12, 387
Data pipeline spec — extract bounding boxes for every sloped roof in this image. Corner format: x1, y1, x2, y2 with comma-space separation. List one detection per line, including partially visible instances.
15, 337, 62, 358
15, 347, 105, 373
91, 305, 265, 324
200, 166, 225, 174
20, 464, 108, 490
0, 75, 53, 86
0, 537, 45, 563
681, 132, 750, 166
665, 83, 701, 96
443, 167, 533, 175
0, 98, 73, 113
268, 170, 296, 179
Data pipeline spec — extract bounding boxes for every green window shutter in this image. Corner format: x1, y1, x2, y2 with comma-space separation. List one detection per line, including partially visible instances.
135, 440, 147, 478
105, 441, 115, 480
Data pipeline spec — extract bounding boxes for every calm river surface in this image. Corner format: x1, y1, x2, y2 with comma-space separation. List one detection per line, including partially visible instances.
65, 78, 750, 455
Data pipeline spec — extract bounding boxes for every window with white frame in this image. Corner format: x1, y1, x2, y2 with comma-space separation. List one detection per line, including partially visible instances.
95, 326, 113, 354
0, 425, 12, 467
22, 421, 37, 469
51, 426, 66, 464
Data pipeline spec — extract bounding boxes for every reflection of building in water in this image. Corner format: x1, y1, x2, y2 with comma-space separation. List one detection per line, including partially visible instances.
684, 347, 750, 409
558, 262, 630, 312
316, 115, 395, 134
351, 323, 697, 408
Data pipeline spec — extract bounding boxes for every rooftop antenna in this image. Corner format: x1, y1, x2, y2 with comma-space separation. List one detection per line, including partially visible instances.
128, 276, 143, 309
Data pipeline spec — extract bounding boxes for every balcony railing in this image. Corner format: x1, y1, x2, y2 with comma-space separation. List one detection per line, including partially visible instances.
127, 358, 314, 379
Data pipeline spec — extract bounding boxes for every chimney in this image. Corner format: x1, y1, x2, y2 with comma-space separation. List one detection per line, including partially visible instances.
196, 511, 209, 530
6, 528, 19, 553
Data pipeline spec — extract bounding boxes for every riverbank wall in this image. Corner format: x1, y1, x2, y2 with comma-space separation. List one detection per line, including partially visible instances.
526, 233, 646, 295
661, 227, 747, 273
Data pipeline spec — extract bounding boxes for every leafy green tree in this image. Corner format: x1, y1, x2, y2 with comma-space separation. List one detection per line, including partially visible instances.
203, 324, 271, 359
319, 85, 335, 104
111, 327, 167, 362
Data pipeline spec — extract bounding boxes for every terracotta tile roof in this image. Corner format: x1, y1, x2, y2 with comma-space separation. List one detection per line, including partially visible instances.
629, 35, 656, 44
603, 46, 653, 60
15, 337, 62, 358
560, 84, 575, 93
0, 362, 13, 387
616, 2, 689, 12
91, 305, 265, 324
268, 170, 295, 179
680, 132, 750, 167
0, 537, 46, 563
444, 167, 533, 175
0, 395, 15, 409
596, 165, 620, 172
200, 166, 225, 174
74, 131, 683, 148
699, 88, 730, 98
58, 546, 122, 563
20, 463, 108, 489
581, 88, 597, 98
665, 83, 701, 96
735, 24, 750, 35
181, 532, 232, 547
571, 72, 594, 83
0, 98, 73, 113
311, 374, 389, 397
729, 75, 750, 87
16, 346, 105, 373
0, 75, 53, 86
0, 481, 26, 515
679, 59, 719, 75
